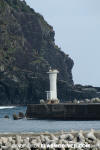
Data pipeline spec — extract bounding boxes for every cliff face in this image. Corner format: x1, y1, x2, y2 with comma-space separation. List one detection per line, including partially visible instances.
0, 0, 74, 104
0, 0, 100, 105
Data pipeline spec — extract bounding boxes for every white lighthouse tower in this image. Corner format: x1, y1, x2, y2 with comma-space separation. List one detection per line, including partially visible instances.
46, 68, 59, 103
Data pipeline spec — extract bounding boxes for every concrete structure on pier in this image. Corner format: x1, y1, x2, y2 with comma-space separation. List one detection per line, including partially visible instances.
26, 103, 100, 120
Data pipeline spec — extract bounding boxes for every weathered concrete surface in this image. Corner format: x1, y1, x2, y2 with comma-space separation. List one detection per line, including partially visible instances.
26, 103, 100, 120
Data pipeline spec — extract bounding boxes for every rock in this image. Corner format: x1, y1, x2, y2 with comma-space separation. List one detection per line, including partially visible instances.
15, 135, 21, 145
85, 99, 90, 103
0, 132, 99, 150
94, 98, 100, 103
18, 112, 25, 119
85, 129, 97, 142
1, 145, 8, 150
0, 138, 2, 146
13, 114, 19, 120
95, 139, 100, 149
76, 130, 85, 142
23, 138, 29, 144
49, 134, 58, 141
13, 113, 24, 120
11, 140, 15, 145
65, 134, 74, 141
30, 139, 37, 145
4, 115, 9, 119
73, 85, 100, 101
21, 144, 28, 149
24, 145, 30, 150
8, 137, 12, 143
58, 139, 63, 144
36, 138, 41, 143
91, 98, 100, 103
43, 136, 50, 143
6, 145, 12, 150
59, 134, 67, 139
1, 137, 8, 145
62, 139, 68, 144
40, 134, 45, 142
73, 99, 78, 104
40, 99, 45, 104
11, 144, 18, 150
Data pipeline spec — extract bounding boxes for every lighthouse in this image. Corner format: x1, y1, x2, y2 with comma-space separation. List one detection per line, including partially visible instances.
46, 68, 59, 103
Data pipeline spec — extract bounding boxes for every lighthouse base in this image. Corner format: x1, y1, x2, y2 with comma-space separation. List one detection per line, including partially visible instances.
46, 99, 60, 104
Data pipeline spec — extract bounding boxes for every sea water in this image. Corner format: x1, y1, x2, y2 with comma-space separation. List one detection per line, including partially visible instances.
0, 106, 100, 133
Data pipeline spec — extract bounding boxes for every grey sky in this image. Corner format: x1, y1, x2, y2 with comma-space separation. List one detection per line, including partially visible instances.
27, 0, 100, 87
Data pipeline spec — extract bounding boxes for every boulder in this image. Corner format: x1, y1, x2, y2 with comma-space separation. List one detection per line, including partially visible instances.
13, 114, 19, 120
65, 134, 74, 141
85, 129, 97, 142
40, 99, 45, 104
4, 115, 9, 119
1, 137, 8, 145
76, 130, 85, 142
15, 135, 22, 145
18, 112, 25, 119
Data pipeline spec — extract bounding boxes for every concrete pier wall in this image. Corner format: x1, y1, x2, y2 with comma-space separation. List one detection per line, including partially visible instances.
26, 104, 100, 120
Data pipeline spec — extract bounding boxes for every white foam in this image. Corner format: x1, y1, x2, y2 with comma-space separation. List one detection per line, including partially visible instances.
0, 106, 16, 109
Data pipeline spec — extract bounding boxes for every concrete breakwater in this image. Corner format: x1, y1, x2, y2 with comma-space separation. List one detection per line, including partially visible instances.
26, 103, 100, 120
0, 130, 100, 150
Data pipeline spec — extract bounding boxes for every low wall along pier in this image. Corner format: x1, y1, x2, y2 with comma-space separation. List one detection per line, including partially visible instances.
26, 103, 100, 120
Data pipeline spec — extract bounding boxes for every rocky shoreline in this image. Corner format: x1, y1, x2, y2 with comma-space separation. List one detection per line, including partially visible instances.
0, 130, 100, 150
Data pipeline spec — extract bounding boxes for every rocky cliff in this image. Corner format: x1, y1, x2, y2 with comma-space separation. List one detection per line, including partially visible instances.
0, 0, 74, 105
0, 0, 99, 105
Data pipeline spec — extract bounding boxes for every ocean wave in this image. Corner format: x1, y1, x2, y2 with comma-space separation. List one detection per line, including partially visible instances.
0, 106, 16, 109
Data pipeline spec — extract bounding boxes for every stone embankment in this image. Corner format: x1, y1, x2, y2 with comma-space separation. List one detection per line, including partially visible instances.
0, 130, 100, 150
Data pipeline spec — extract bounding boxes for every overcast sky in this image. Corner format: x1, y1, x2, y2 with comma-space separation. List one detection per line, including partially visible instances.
27, 0, 100, 87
